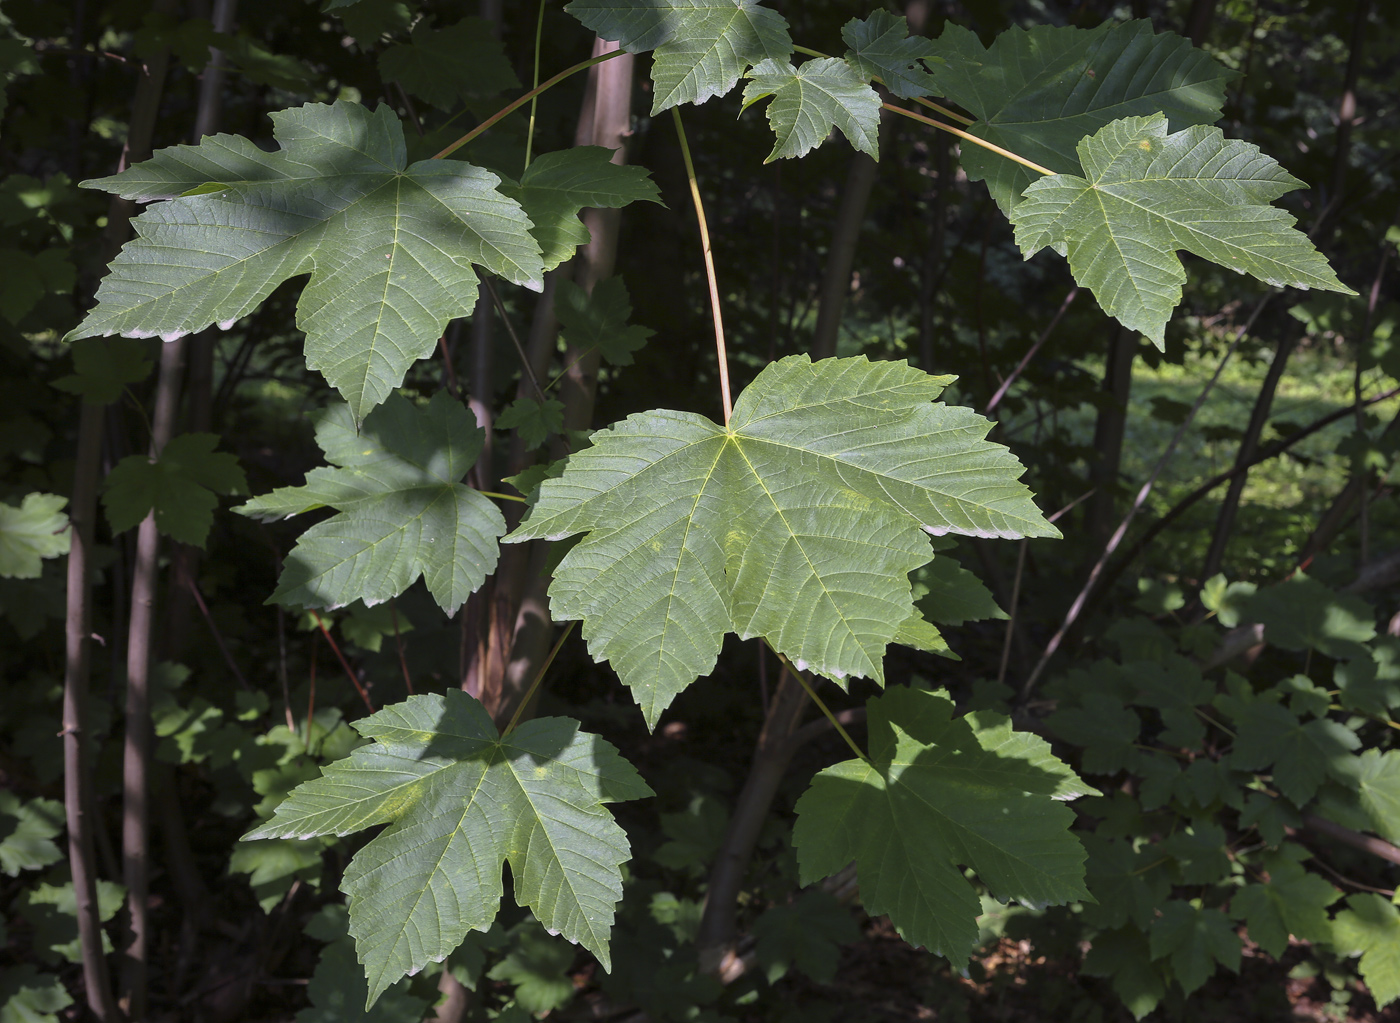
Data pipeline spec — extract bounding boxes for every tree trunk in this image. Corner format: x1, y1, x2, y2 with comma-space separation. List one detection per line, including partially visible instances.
1085, 326, 1136, 546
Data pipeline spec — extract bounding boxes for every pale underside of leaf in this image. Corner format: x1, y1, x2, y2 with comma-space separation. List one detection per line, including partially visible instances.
743, 58, 881, 162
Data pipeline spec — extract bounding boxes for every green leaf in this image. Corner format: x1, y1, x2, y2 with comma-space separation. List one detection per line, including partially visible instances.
892, 611, 956, 659
238, 393, 504, 615
244, 690, 652, 1007
102, 433, 246, 547
16, 880, 125, 965
1334, 748, 1400, 845
1011, 114, 1354, 346
0, 966, 73, 1023
911, 553, 1005, 627
566, 0, 793, 114
0, 494, 69, 580
51, 337, 153, 404
554, 277, 654, 367
925, 20, 1235, 214
1047, 691, 1140, 774
1230, 701, 1360, 806
496, 397, 565, 452
1333, 893, 1400, 1007
1159, 820, 1231, 885
296, 939, 433, 1023
1080, 835, 1170, 931
791, 687, 1091, 969
841, 11, 941, 100
1237, 573, 1376, 658
486, 921, 578, 1015
1230, 844, 1338, 957
498, 147, 662, 272
0, 793, 64, 876
752, 890, 859, 984
378, 17, 520, 110
741, 58, 880, 162
228, 839, 328, 913
1082, 928, 1165, 1020
1148, 900, 1240, 995
67, 101, 545, 421
505, 355, 1056, 728
0, 249, 75, 324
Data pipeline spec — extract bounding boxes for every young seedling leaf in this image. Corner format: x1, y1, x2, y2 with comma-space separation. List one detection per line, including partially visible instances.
566, 0, 793, 113
237, 392, 504, 615
0, 494, 70, 579
791, 687, 1092, 968
1012, 114, 1353, 346
244, 691, 653, 1008
554, 277, 654, 367
841, 11, 942, 100
103, 434, 246, 547
378, 17, 520, 110
67, 101, 545, 421
497, 147, 662, 272
924, 20, 1235, 213
505, 356, 1057, 728
742, 58, 881, 162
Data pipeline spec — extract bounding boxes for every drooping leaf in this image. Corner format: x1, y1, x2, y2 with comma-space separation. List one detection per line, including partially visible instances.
378, 17, 520, 110
1147, 900, 1240, 995
1333, 893, 1400, 1007
496, 397, 565, 451
244, 691, 652, 1007
1012, 114, 1354, 346
741, 58, 881, 162
505, 355, 1057, 727
565, 0, 793, 114
67, 101, 545, 421
497, 147, 662, 272
237, 392, 504, 615
841, 11, 941, 100
0, 793, 64, 876
1230, 844, 1339, 957
924, 20, 1235, 214
0, 494, 69, 580
554, 277, 654, 366
51, 337, 154, 404
791, 687, 1092, 969
102, 433, 246, 547
1229, 700, 1360, 805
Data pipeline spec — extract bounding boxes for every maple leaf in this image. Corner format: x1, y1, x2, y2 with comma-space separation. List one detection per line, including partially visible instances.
66, 101, 545, 421
244, 690, 653, 1007
378, 17, 520, 110
238, 392, 503, 615
842, 11, 942, 100
924, 20, 1236, 214
497, 147, 662, 272
742, 58, 881, 162
1012, 114, 1354, 346
102, 434, 246, 547
1229, 699, 1359, 805
1230, 844, 1339, 957
1147, 901, 1240, 995
554, 277, 654, 367
1334, 894, 1400, 1007
505, 355, 1056, 727
791, 687, 1094, 968
496, 397, 565, 451
51, 338, 153, 405
0, 493, 70, 579
565, 0, 793, 113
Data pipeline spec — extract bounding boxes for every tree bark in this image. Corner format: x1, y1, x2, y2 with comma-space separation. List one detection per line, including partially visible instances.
1085, 326, 1136, 546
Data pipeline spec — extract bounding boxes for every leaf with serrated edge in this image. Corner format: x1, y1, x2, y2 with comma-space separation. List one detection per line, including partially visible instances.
378, 17, 520, 110
1012, 114, 1353, 346
67, 101, 544, 421
1230, 844, 1338, 957
566, 0, 792, 113
1334, 893, 1400, 1007
0, 494, 70, 580
842, 11, 941, 100
102, 434, 246, 547
791, 687, 1091, 968
505, 356, 1057, 728
244, 691, 652, 1008
742, 58, 880, 162
497, 147, 661, 272
925, 20, 1236, 214
237, 392, 504, 614
554, 277, 654, 367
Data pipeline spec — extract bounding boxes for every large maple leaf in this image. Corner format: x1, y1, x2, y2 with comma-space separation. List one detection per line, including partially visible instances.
245, 691, 653, 1007
505, 356, 1056, 728
67, 101, 545, 421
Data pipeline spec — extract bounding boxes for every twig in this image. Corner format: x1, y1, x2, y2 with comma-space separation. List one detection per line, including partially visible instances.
185, 574, 251, 690
671, 107, 733, 424
309, 610, 374, 713
985, 287, 1078, 414
484, 277, 549, 404
390, 600, 413, 696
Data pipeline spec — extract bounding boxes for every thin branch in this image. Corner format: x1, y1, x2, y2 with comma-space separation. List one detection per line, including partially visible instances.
308, 610, 374, 713
985, 287, 1078, 414
484, 277, 549, 404
671, 107, 733, 424
185, 573, 251, 690
883, 102, 1055, 176
432, 49, 628, 160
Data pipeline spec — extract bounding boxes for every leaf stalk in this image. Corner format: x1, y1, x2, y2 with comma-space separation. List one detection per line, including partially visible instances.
503, 620, 576, 736
778, 651, 870, 764
883, 102, 1055, 177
